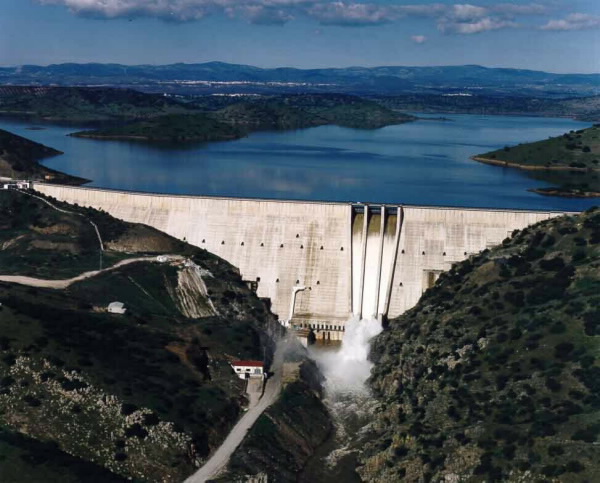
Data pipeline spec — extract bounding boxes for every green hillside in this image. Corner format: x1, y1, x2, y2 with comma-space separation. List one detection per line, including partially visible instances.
0, 189, 280, 482
0, 86, 193, 124
0, 189, 194, 278
0, 129, 86, 184
72, 113, 243, 143
72, 94, 413, 143
374, 95, 600, 122
361, 208, 600, 482
474, 125, 600, 197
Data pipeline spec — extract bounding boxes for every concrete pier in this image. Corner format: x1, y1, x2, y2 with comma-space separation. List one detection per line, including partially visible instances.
35, 184, 569, 340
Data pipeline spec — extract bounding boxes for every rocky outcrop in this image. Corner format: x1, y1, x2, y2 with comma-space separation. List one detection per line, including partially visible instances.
170, 263, 217, 318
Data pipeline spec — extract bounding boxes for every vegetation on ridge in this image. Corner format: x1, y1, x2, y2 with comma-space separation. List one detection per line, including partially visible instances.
0, 189, 281, 482
71, 113, 243, 143
360, 208, 600, 482
0, 129, 86, 185
474, 125, 600, 197
72, 93, 414, 142
0, 86, 193, 124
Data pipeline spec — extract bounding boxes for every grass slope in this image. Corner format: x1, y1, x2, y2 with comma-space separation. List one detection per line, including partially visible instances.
361, 208, 600, 482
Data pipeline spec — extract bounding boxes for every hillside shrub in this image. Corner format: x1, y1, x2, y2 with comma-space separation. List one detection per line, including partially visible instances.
554, 342, 575, 361
566, 461, 585, 473
539, 257, 565, 271
125, 423, 148, 439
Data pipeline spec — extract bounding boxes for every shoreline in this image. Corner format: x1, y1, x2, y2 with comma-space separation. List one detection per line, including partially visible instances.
70, 132, 243, 143
471, 156, 600, 199
528, 188, 600, 198
470, 156, 600, 172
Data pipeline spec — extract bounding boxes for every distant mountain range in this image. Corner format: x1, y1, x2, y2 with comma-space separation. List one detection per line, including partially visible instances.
1, 62, 598, 97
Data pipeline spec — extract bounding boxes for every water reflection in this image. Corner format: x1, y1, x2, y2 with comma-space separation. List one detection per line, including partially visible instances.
0, 115, 594, 211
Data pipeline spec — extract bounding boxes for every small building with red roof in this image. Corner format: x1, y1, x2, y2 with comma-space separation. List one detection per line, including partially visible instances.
230, 360, 264, 379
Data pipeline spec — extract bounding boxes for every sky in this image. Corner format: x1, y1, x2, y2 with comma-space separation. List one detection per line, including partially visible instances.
0, 0, 598, 73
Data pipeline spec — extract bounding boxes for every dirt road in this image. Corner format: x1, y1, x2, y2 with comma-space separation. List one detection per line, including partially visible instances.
186, 339, 286, 482
0, 255, 184, 289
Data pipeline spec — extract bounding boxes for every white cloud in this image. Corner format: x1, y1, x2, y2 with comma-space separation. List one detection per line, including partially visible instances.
436, 3, 521, 35
449, 4, 488, 21
306, 2, 398, 26
396, 4, 446, 17
491, 3, 548, 17
228, 5, 295, 25
411, 35, 427, 44
540, 13, 600, 31
38, 0, 315, 21
439, 16, 517, 34
35, 1, 598, 36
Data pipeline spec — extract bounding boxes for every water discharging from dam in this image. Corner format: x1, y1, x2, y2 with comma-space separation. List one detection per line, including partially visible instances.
302, 318, 383, 481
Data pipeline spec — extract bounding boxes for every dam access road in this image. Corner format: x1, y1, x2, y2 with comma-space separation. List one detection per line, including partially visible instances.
34, 183, 574, 340
187, 338, 285, 482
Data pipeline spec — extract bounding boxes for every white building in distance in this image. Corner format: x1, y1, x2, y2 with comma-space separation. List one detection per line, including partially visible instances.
230, 360, 264, 379
108, 301, 126, 314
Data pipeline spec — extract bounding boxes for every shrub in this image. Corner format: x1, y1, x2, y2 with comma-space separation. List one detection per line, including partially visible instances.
121, 403, 138, 416
545, 377, 562, 392
571, 425, 600, 443
504, 291, 525, 307
542, 465, 565, 476
394, 446, 409, 457
583, 310, 600, 336
509, 328, 523, 340
502, 444, 516, 459
125, 423, 148, 439
549, 322, 566, 334
143, 412, 160, 426
547, 444, 564, 456
539, 257, 565, 271
114, 452, 128, 462
558, 226, 577, 235
23, 394, 42, 407
554, 342, 575, 361
565, 460, 585, 473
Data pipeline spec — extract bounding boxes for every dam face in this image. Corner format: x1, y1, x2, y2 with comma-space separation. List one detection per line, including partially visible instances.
35, 184, 565, 340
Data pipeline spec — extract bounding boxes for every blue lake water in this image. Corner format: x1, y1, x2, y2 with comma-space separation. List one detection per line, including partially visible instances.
0, 114, 595, 211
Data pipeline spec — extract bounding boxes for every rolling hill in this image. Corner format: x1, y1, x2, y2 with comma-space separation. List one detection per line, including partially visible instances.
0, 189, 283, 481
361, 208, 600, 482
474, 125, 600, 197
1, 62, 598, 97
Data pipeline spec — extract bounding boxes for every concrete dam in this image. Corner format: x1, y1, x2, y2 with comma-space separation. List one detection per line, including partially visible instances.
35, 184, 566, 340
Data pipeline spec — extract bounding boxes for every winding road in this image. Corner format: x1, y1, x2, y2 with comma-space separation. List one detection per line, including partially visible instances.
0, 255, 184, 289
3, 187, 288, 481
186, 339, 285, 483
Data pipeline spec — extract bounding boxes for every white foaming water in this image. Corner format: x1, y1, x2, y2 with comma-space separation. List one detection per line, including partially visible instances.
302, 318, 383, 480
309, 317, 383, 396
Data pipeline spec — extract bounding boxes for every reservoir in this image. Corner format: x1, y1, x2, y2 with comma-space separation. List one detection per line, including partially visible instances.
0, 114, 594, 211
